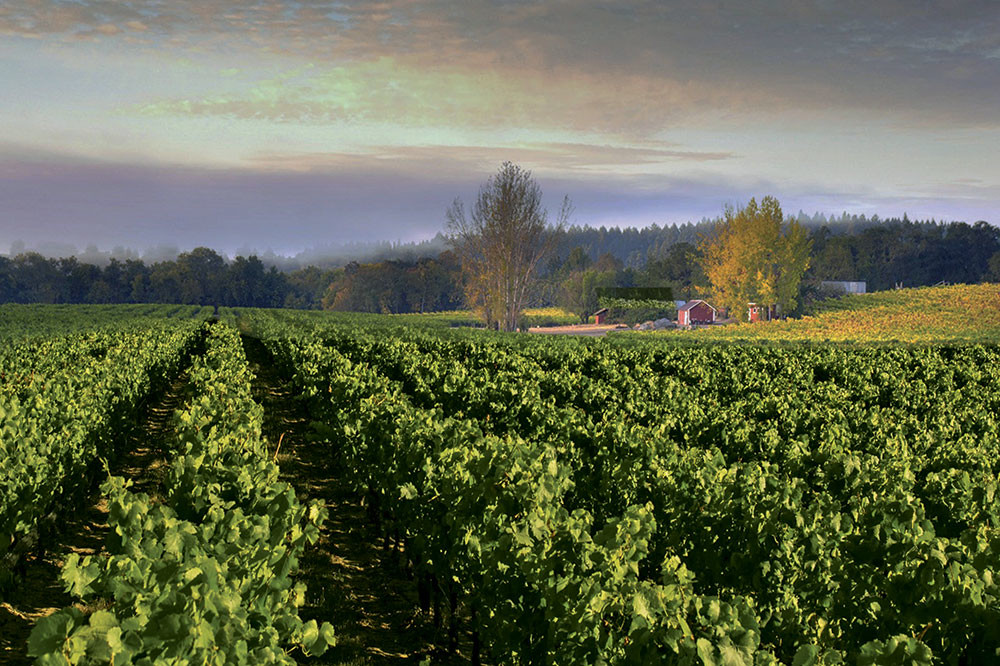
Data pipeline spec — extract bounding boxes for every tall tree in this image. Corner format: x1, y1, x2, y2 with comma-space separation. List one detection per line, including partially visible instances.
987, 251, 1000, 282
641, 241, 703, 300
0, 256, 13, 302
700, 196, 811, 320
559, 268, 618, 322
446, 162, 570, 331
176, 247, 226, 305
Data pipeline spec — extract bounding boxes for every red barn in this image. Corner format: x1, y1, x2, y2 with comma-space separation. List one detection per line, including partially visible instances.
593, 307, 609, 324
678, 300, 716, 326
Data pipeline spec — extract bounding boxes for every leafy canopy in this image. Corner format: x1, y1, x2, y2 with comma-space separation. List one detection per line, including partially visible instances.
699, 196, 811, 320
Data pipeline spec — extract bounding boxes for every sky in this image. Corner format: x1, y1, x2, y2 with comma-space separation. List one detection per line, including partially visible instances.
1, 0, 999, 256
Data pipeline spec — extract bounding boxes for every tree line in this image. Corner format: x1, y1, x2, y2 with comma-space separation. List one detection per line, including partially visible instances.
810, 219, 1000, 291
548, 216, 1000, 321
439, 165, 998, 327
0, 246, 465, 313
2, 197, 997, 319
0, 249, 325, 309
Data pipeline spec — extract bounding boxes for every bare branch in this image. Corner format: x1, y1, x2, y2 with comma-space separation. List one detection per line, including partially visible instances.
444, 162, 569, 331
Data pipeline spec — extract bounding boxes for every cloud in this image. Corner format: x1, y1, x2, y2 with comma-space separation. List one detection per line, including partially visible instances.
0, 147, 992, 258
3, 1, 998, 128
245, 143, 737, 181
126, 57, 768, 137
902, 178, 1000, 204
1, 2, 997, 248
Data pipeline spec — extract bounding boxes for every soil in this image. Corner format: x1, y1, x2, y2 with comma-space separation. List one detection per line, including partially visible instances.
243, 335, 472, 665
528, 323, 630, 336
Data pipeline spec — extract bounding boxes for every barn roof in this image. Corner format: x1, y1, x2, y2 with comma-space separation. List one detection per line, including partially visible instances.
678, 299, 716, 312
593, 307, 609, 315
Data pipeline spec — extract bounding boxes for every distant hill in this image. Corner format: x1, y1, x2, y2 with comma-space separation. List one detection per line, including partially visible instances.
675, 283, 1000, 344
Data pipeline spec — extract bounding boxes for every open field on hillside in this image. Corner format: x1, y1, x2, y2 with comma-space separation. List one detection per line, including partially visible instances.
388, 307, 579, 329
664, 283, 1000, 344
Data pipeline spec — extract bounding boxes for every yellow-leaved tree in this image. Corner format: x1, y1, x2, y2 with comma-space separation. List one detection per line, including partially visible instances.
700, 196, 811, 320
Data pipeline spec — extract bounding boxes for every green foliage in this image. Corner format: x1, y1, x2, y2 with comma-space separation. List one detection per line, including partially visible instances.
616, 306, 676, 326
1, 307, 206, 590
640, 242, 704, 301
27, 323, 333, 664
700, 196, 811, 319
562, 269, 618, 321
321, 255, 463, 313
15, 303, 1000, 664
599, 297, 676, 310
232, 308, 1000, 664
597, 286, 676, 312
681, 283, 1000, 345
807, 220, 1000, 291
596, 287, 675, 302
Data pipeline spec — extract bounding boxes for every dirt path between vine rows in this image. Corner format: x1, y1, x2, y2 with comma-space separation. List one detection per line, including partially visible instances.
0, 373, 189, 664
243, 336, 472, 666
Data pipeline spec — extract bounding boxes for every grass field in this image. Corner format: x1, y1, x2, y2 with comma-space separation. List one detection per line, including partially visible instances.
389, 307, 579, 328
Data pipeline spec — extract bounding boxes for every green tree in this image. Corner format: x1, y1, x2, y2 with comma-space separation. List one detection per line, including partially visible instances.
593, 251, 622, 274
641, 241, 703, 300
560, 268, 617, 322
811, 238, 855, 280
12, 253, 63, 303
700, 196, 811, 320
176, 247, 226, 305
562, 246, 592, 274
447, 162, 570, 331
0, 256, 13, 302
987, 251, 1000, 282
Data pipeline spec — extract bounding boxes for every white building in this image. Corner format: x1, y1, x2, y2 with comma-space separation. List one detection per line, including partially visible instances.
821, 280, 867, 294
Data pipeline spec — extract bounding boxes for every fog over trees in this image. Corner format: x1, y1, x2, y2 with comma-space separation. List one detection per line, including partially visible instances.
2, 215, 998, 316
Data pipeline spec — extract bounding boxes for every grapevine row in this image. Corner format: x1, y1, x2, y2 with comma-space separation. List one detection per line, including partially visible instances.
28, 323, 335, 664
234, 308, 1000, 664
0, 315, 205, 589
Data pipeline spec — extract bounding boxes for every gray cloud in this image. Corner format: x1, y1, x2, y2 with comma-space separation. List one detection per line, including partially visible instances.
125, 57, 756, 137
2, 2, 997, 253
0, 154, 449, 254
1, 149, 992, 257
245, 143, 737, 178
3, 1, 998, 129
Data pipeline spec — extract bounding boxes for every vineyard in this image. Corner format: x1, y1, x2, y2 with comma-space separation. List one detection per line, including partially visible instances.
672, 283, 1000, 344
2, 298, 999, 664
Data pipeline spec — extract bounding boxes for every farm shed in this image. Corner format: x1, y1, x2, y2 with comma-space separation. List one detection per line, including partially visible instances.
747, 303, 777, 322
593, 307, 609, 324
678, 300, 716, 326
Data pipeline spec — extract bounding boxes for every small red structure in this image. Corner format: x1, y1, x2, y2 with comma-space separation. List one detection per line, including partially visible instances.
678, 300, 717, 326
593, 307, 609, 324
748, 303, 778, 322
